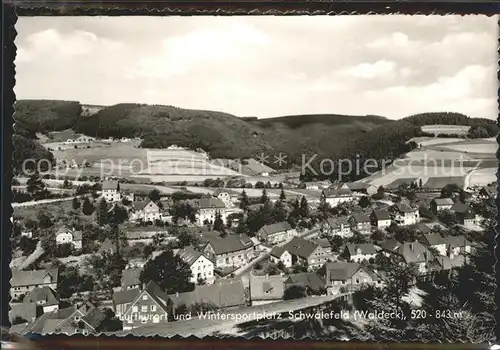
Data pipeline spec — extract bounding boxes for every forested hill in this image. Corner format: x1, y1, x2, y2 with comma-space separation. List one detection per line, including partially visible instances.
14, 100, 82, 137
73, 104, 393, 160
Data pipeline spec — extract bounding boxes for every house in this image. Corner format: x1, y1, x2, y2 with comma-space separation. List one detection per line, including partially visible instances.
341, 243, 377, 263
21, 302, 107, 336
314, 238, 333, 255
55, 226, 83, 250
444, 235, 471, 259
370, 210, 392, 229
430, 198, 454, 213
102, 180, 121, 202
284, 272, 326, 295
450, 203, 476, 228
256, 222, 298, 245
321, 216, 352, 238
318, 262, 380, 295
430, 254, 466, 275
348, 214, 372, 234
121, 267, 142, 290
270, 246, 293, 268
420, 233, 447, 256
119, 281, 173, 331
213, 189, 236, 207
23, 287, 60, 313
346, 182, 376, 195
202, 233, 255, 269
11, 268, 58, 300
193, 198, 227, 226
169, 279, 246, 314
75, 135, 96, 143
392, 202, 420, 226
131, 200, 167, 223
321, 183, 355, 207
21, 230, 33, 238
280, 237, 328, 270
249, 274, 285, 306
177, 246, 215, 284
303, 182, 320, 190
382, 240, 433, 274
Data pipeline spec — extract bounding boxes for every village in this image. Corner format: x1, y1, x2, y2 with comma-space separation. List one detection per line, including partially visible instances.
9, 156, 496, 336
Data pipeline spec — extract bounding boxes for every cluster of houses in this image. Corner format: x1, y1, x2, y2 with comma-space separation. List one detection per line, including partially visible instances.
10, 174, 492, 335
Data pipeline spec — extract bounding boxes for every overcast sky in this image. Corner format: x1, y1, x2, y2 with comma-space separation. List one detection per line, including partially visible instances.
15, 15, 498, 119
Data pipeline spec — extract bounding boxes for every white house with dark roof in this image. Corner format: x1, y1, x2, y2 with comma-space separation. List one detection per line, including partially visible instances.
348, 214, 372, 234
202, 233, 255, 269
430, 197, 454, 213
321, 216, 353, 238
370, 209, 392, 229
381, 240, 433, 274
278, 236, 328, 270
318, 262, 380, 295
118, 281, 173, 331
341, 243, 378, 263
444, 235, 471, 259
392, 202, 420, 226
23, 286, 60, 314
321, 183, 355, 207
55, 227, 83, 250
11, 268, 59, 300
256, 221, 298, 245
130, 199, 168, 223
450, 203, 476, 228
420, 232, 447, 256
270, 246, 293, 268
177, 246, 215, 284
193, 198, 229, 226
102, 180, 121, 202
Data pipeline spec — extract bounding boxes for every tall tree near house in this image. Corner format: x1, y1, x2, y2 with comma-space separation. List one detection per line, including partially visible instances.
26, 172, 48, 200
260, 188, 270, 204
318, 196, 330, 220
82, 197, 95, 215
213, 210, 224, 232
363, 254, 418, 340
359, 196, 371, 208
299, 196, 309, 218
418, 179, 423, 189
240, 190, 250, 210
148, 188, 161, 202
96, 198, 109, 226
272, 199, 287, 223
279, 188, 287, 202
72, 197, 81, 210
139, 249, 195, 294
36, 210, 54, 229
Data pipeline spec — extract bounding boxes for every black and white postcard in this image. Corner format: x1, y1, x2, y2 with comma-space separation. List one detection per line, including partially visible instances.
9, 14, 498, 343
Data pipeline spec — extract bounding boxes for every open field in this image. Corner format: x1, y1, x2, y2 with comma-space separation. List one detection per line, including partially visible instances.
421, 124, 470, 135
386, 177, 418, 190
411, 137, 467, 147
363, 137, 495, 188
467, 168, 497, 187
423, 176, 465, 189
440, 141, 497, 154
